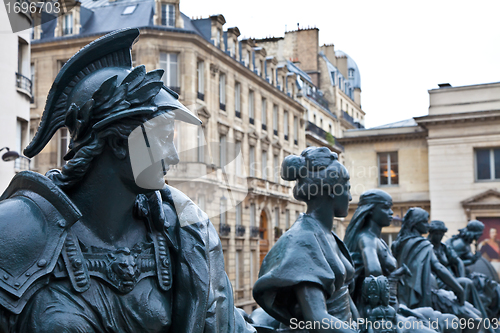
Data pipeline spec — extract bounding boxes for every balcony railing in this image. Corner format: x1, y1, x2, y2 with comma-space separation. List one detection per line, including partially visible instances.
273, 129, 278, 136
274, 227, 283, 239
197, 91, 204, 101
219, 223, 231, 237
168, 86, 181, 95
284, 134, 288, 141
262, 123, 267, 131
341, 110, 364, 129
250, 226, 259, 238
306, 90, 329, 110
249, 117, 254, 125
220, 103, 226, 111
306, 121, 344, 150
235, 110, 241, 118
15, 73, 32, 96
235, 225, 246, 237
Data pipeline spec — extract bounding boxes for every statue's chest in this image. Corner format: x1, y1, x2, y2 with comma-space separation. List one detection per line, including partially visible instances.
55, 231, 172, 294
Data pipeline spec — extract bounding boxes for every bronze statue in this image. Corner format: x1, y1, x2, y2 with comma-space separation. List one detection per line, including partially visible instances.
0, 28, 254, 333
252, 147, 358, 333
392, 208, 481, 333
361, 276, 399, 333
344, 190, 448, 333
446, 220, 500, 282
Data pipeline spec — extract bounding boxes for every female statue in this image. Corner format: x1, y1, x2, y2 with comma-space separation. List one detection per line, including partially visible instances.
344, 190, 448, 333
0, 29, 253, 333
392, 208, 481, 333
252, 147, 358, 333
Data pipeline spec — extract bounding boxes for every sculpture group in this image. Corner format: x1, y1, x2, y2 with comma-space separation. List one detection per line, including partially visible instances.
0, 29, 498, 333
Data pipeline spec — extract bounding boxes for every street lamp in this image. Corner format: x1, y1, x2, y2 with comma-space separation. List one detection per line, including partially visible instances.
0, 147, 31, 170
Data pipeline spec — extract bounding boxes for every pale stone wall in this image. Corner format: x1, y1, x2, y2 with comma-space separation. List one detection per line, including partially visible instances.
429, 83, 500, 115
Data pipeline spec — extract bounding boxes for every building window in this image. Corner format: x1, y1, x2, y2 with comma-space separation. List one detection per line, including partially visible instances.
250, 250, 255, 285
273, 154, 279, 183
329, 124, 332, 133
285, 209, 290, 230
320, 118, 323, 128
214, 28, 221, 48
59, 127, 70, 167
249, 146, 255, 177
63, 12, 73, 35
159, 52, 179, 94
293, 116, 298, 145
245, 51, 250, 67
235, 141, 242, 174
219, 134, 227, 169
250, 203, 256, 227
197, 126, 205, 162
235, 250, 243, 290
378, 152, 398, 186
198, 195, 205, 211
161, 3, 175, 27
261, 98, 267, 130
262, 150, 267, 180
220, 196, 227, 225
284, 111, 289, 140
197, 60, 204, 100
273, 105, 278, 136
30, 63, 35, 104
219, 73, 226, 110
235, 82, 241, 118
249, 90, 255, 124
476, 148, 500, 181
349, 68, 355, 78
274, 207, 279, 228
236, 203, 242, 226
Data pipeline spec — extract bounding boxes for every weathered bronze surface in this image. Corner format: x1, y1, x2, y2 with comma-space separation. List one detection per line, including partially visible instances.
0, 28, 254, 333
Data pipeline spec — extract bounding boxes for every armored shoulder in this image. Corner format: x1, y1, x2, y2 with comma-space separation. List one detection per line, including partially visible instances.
0, 171, 81, 314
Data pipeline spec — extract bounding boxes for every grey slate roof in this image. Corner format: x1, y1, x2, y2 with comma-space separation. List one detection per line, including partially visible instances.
34, 0, 204, 44
368, 118, 417, 129
286, 61, 313, 85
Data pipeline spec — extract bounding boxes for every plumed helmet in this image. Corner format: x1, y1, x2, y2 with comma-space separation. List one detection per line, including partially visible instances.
24, 28, 201, 159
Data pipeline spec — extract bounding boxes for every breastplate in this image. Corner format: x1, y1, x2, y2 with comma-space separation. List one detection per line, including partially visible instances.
56, 231, 172, 294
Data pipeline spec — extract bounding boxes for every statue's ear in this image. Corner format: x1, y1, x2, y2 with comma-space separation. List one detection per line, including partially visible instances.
108, 136, 127, 160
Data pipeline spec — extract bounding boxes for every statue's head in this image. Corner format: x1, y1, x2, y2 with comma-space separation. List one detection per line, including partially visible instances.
428, 220, 448, 243
344, 189, 393, 250
400, 207, 430, 236
458, 220, 485, 243
281, 147, 351, 217
24, 29, 200, 191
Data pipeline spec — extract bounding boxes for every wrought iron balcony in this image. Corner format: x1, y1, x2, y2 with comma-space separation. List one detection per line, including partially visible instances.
249, 117, 254, 125
274, 227, 283, 239
306, 121, 344, 151
284, 134, 288, 141
306, 90, 329, 110
262, 123, 267, 131
197, 91, 204, 101
273, 129, 278, 136
341, 110, 364, 129
220, 103, 226, 111
219, 223, 231, 237
235, 225, 246, 237
15, 73, 32, 96
235, 110, 241, 118
250, 226, 259, 238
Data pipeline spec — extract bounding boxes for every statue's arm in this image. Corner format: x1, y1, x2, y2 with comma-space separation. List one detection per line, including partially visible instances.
359, 236, 383, 277
430, 252, 464, 305
294, 283, 357, 333
446, 245, 466, 277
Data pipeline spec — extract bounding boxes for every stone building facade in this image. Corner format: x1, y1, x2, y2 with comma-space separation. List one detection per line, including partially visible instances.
0, 4, 32, 192
339, 82, 500, 248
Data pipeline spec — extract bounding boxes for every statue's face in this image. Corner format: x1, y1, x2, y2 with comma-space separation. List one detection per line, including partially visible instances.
428, 230, 445, 243
371, 203, 393, 228
128, 112, 180, 190
330, 166, 352, 218
414, 219, 429, 235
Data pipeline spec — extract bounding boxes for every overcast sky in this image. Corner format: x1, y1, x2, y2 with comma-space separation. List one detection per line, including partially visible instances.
181, 0, 500, 128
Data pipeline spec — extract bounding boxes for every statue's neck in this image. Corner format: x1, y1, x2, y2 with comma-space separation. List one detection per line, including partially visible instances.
366, 219, 383, 237
66, 155, 147, 247
306, 196, 334, 231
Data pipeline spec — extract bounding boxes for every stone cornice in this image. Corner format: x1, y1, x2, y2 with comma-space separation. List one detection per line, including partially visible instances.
415, 109, 500, 128
338, 129, 427, 145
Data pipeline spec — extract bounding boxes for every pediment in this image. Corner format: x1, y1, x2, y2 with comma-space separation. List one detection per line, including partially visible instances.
461, 189, 500, 208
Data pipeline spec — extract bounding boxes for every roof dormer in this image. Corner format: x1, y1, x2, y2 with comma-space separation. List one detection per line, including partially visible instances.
154, 0, 183, 28
240, 39, 255, 69
252, 47, 266, 78
226, 27, 240, 60
210, 14, 226, 49
54, 0, 81, 37
265, 56, 277, 85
